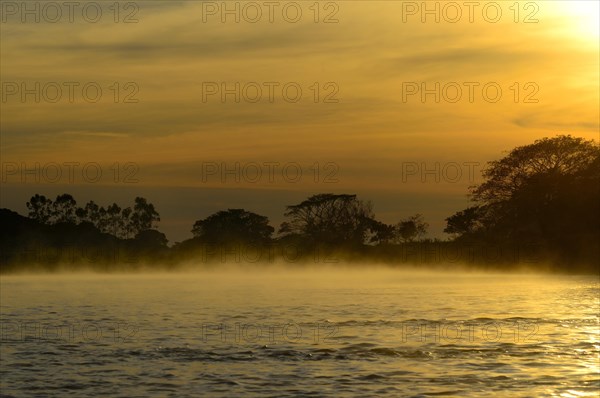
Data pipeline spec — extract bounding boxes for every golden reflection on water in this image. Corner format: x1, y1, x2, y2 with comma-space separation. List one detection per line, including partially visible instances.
0, 269, 598, 397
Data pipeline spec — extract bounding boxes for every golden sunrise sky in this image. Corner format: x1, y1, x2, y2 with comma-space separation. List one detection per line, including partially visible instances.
1, 0, 599, 242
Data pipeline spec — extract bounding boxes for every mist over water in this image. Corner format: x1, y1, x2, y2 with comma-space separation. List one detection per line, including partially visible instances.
1, 268, 598, 397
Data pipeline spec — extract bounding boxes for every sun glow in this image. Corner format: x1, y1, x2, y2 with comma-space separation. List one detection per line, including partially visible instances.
554, 0, 600, 40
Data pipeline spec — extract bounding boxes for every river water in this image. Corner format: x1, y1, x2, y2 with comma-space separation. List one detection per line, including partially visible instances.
1, 269, 598, 397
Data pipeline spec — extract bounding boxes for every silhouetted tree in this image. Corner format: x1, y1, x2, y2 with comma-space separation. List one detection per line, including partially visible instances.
192, 209, 274, 245
472, 135, 598, 206
76, 201, 100, 225
131, 197, 160, 232
279, 193, 375, 246
445, 135, 599, 267
367, 220, 396, 244
26, 194, 53, 224
444, 206, 482, 237
120, 207, 133, 238
26, 194, 161, 240
105, 203, 122, 237
52, 194, 77, 224
395, 214, 429, 242
3, 194, 167, 271
135, 229, 168, 248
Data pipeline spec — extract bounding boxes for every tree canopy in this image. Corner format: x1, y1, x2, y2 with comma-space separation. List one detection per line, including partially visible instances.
279, 193, 376, 246
27, 194, 160, 239
395, 214, 429, 243
192, 209, 274, 245
446, 135, 599, 261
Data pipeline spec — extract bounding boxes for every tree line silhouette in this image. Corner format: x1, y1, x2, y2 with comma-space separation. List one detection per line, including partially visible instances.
1, 135, 598, 273
26, 194, 160, 238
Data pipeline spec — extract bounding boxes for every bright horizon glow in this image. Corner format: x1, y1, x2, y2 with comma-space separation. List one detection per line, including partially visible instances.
553, 0, 600, 40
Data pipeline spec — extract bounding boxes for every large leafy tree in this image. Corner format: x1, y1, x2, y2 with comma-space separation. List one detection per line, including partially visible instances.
192, 209, 274, 245
279, 193, 375, 246
471, 135, 598, 205
446, 135, 599, 246
444, 206, 482, 237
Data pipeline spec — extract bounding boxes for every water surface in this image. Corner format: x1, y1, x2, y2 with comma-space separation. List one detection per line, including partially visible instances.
1, 269, 598, 397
